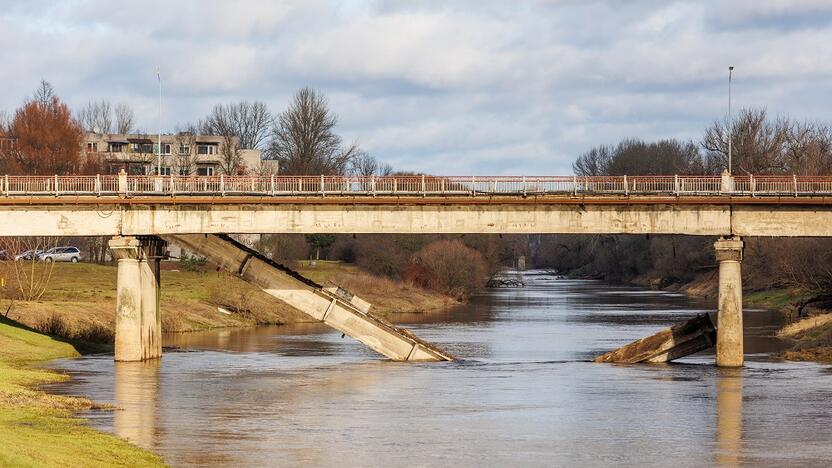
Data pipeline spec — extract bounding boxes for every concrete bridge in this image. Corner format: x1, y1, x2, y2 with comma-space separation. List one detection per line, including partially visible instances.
4, 172, 832, 367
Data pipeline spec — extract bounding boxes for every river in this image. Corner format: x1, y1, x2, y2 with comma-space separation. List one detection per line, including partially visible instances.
49, 271, 832, 467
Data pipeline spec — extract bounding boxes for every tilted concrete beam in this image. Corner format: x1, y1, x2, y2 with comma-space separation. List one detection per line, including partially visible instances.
163, 234, 453, 362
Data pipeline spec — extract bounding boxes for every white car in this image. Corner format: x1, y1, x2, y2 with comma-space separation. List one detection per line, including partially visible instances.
38, 247, 82, 263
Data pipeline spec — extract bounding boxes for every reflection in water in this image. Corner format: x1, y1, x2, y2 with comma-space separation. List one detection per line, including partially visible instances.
114, 360, 160, 452
716, 369, 743, 467
48, 272, 832, 467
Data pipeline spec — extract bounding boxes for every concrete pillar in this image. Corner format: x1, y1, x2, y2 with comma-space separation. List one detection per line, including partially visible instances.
139, 256, 161, 360
110, 236, 143, 362
714, 236, 744, 367
110, 236, 165, 362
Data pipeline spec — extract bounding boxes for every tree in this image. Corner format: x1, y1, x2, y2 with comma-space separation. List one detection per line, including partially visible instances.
32, 80, 55, 107
305, 234, 336, 261
173, 124, 200, 175
0, 237, 58, 301
202, 101, 271, 150
78, 100, 113, 133
702, 107, 789, 174
573, 138, 704, 177
0, 83, 84, 174
350, 152, 393, 177
115, 103, 135, 134
266, 88, 360, 175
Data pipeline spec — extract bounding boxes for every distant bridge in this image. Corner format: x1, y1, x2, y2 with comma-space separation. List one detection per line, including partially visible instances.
2, 173, 826, 367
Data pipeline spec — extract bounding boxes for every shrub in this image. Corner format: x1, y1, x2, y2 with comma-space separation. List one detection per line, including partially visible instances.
179, 253, 207, 272
411, 239, 488, 299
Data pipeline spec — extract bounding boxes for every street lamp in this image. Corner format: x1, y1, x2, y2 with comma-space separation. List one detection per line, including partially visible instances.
156, 66, 162, 176
728, 66, 734, 175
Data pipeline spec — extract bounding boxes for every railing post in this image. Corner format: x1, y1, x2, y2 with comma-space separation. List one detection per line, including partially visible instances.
441, 178, 445, 194
118, 169, 128, 197
472, 176, 476, 197
721, 170, 732, 194
320, 174, 325, 197
674, 174, 679, 195
2, 174, 6, 196
170, 173, 175, 197
297, 177, 302, 193
220, 174, 225, 196
95, 174, 101, 196
270, 175, 275, 196
536, 177, 540, 193
522, 175, 526, 197
623, 175, 628, 196
251, 175, 255, 193
793, 174, 798, 197
393, 178, 397, 193
421, 174, 426, 197
572, 175, 577, 196
492, 179, 497, 193
749, 174, 755, 197
371, 175, 376, 197
54, 175, 59, 197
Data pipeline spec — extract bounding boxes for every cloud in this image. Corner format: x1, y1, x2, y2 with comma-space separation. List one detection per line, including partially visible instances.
1, 0, 832, 174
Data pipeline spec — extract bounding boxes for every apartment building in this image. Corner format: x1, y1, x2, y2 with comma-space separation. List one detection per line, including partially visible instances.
83, 132, 267, 175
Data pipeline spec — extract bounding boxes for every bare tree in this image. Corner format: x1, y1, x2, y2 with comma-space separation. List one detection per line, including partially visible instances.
115, 103, 135, 134
702, 107, 789, 174
201, 101, 271, 149
78, 100, 113, 133
32, 80, 55, 107
266, 88, 359, 175
199, 117, 242, 175
0, 237, 58, 301
350, 152, 392, 177
172, 124, 200, 175
573, 145, 612, 176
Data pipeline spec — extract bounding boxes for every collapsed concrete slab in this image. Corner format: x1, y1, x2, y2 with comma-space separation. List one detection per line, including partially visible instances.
162, 234, 453, 362
594, 314, 716, 364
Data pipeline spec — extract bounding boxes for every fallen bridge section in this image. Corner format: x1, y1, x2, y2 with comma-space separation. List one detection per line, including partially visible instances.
594, 314, 716, 364
162, 234, 453, 362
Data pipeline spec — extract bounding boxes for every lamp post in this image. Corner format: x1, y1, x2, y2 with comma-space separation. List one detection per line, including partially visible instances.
728, 66, 734, 175
156, 66, 162, 176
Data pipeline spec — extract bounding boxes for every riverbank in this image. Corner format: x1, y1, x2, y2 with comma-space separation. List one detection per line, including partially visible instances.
1, 261, 456, 344
0, 315, 164, 466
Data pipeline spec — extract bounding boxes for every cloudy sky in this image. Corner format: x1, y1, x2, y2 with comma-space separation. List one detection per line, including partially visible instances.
2, 0, 832, 174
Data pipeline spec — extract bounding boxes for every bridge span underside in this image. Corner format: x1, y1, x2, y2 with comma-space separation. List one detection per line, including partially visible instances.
2, 197, 832, 236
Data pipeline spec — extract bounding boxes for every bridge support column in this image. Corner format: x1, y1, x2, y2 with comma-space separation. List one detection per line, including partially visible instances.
109, 236, 165, 362
714, 236, 744, 367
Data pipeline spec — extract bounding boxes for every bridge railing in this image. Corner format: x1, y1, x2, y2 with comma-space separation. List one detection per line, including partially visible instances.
4, 174, 832, 197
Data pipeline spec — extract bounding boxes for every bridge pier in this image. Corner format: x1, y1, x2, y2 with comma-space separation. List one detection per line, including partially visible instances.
715, 236, 744, 367
109, 236, 165, 362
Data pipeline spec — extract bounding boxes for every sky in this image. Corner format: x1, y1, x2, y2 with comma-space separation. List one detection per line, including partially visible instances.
1, 0, 832, 174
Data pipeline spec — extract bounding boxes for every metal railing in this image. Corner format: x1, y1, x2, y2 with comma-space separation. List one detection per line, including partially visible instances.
2, 174, 832, 197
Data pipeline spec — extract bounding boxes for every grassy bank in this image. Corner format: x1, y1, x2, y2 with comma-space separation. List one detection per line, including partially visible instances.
1, 260, 454, 344
0, 315, 164, 467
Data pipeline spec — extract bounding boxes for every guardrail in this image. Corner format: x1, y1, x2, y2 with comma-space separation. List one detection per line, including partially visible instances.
1, 174, 832, 197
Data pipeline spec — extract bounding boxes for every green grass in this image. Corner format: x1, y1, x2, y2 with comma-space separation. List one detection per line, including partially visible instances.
744, 288, 808, 310
0, 316, 165, 467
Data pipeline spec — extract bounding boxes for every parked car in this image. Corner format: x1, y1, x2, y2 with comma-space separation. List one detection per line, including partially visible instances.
14, 249, 43, 261
38, 247, 82, 263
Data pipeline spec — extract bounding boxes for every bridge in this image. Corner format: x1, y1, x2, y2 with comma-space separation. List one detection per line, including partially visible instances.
4, 172, 832, 367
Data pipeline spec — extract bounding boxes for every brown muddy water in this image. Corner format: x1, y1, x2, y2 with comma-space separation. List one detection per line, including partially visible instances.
48, 272, 832, 467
